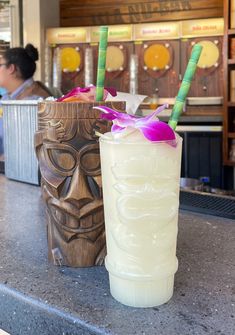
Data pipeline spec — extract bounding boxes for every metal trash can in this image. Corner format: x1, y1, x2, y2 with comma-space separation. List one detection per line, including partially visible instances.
2, 100, 39, 185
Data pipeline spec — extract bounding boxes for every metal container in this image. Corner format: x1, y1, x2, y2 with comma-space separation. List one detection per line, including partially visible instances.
2, 100, 39, 185
180, 178, 203, 191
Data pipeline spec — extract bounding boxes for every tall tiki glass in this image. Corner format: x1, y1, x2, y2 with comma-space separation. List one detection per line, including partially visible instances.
100, 130, 182, 307
34, 101, 125, 267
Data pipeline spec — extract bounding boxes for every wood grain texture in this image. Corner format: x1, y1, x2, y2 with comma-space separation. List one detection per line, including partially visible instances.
35, 101, 125, 267
60, 0, 223, 27
223, 0, 229, 163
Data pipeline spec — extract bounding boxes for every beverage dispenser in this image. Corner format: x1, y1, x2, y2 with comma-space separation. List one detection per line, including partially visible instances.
46, 27, 90, 94
133, 22, 181, 99
89, 25, 134, 93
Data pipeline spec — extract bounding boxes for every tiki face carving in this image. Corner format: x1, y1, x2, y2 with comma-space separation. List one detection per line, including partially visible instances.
35, 102, 125, 267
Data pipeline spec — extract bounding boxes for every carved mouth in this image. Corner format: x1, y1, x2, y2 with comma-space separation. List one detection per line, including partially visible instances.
48, 197, 104, 233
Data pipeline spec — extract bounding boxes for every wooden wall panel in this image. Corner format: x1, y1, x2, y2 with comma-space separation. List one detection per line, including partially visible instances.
60, 0, 223, 27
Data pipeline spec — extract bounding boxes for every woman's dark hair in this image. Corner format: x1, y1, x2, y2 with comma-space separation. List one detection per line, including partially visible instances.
4, 43, 39, 80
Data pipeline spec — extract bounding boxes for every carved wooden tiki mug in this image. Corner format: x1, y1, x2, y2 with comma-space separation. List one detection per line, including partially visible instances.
35, 101, 125, 267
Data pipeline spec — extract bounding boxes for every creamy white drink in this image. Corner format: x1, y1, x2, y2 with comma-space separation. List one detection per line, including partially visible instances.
100, 129, 182, 307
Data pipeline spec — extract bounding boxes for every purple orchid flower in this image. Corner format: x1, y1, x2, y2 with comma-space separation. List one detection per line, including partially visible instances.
57, 86, 117, 102
94, 104, 176, 144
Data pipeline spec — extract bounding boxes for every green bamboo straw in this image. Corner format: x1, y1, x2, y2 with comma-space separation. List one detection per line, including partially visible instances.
168, 44, 203, 130
96, 26, 108, 101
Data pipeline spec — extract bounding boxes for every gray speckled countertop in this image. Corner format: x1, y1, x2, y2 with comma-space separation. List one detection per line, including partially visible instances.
0, 175, 234, 335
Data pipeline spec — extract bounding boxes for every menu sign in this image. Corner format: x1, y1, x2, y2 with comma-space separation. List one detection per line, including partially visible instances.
90, 25, 132, 42
47, 27, 88, 44
134, 22, 180, 40
181, 18, 224, 38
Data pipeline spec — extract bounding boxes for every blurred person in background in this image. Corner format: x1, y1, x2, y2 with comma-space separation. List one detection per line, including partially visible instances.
0, 43, 51, 100
0, 44, 52, 172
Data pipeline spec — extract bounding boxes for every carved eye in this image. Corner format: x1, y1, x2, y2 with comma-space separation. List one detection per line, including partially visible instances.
79, 144, 101, 176
43, 142, 78, 176
80, 151, 100, 174
49, 150, 76, 172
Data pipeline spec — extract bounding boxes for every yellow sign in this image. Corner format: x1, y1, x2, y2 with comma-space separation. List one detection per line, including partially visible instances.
61, 48, 81, 72
181, 18, 224, 38
47, 27, 88, 44
144, 44, 170, 70
106, 46, 124, 71
134, 22, 180, 41
46, 19, 224, 45
90, 25, 133, 42
197, 41, 220, 68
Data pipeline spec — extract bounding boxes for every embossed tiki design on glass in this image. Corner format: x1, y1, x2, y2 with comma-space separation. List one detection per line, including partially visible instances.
100, 132, 182, 307
34, 101, 125, 267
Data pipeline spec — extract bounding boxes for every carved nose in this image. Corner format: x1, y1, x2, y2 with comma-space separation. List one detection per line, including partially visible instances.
64, 167, 93, 207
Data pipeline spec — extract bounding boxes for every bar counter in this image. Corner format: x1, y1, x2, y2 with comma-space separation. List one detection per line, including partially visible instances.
0, 175, 234, 335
